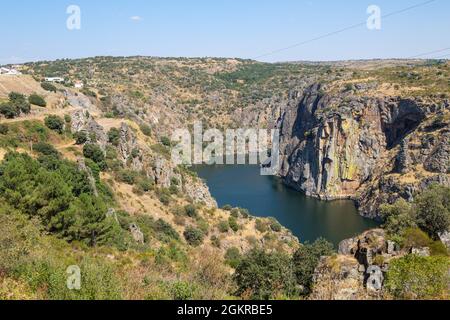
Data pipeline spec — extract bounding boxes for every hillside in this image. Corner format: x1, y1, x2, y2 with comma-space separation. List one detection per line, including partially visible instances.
0, 57, 449, 300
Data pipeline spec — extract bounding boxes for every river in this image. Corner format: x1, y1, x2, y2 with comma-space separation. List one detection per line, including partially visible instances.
193, 165, 379, 246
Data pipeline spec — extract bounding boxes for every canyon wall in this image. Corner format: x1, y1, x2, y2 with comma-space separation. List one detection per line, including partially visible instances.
274, 84, 450, 218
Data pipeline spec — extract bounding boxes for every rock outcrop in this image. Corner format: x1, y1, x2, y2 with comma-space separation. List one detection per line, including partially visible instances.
312, 229, 404, 300
274, 84, 449, 218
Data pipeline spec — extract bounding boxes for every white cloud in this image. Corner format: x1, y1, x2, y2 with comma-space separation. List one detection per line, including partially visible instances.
130, 16, 143, 22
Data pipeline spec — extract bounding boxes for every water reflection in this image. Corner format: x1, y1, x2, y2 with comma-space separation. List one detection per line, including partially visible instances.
193, 165, 379, 246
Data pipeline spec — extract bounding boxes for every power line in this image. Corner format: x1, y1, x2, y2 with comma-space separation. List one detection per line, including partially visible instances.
254, 0, 438, 60
408, 47, 450, 59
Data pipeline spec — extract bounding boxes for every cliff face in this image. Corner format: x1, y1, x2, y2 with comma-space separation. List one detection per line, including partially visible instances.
276, 84, 450, 218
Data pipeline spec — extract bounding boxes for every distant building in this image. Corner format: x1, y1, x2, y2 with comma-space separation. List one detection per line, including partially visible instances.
45, 77, 64, 83
74, 81, 84, 89
0, 67, 22, 75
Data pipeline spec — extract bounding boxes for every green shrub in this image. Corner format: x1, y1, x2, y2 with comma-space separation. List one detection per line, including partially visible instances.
218, 220, 230, 233
402, 228, 432, 249
9, 92, 31, 114
169, 281, 198, 300
107, 128, 120, 146
255, 219, 268, 233
230, 208, 240, 218
222, 205, 232, 211
116, 169, 138, 185
160, 136, 171, 147
29, 94, 47, 107
234, 249, 298, 300
228, 216, 239, 232
33, 142, 60, 158
74, 131, 88, 145
44, 115, 64, 134
183, 227, 204, 247
0, 103, 17, 118
159, 194, 171, 206
292, 238, 335, 294
0, 123, 9, 135
140, 124, 152, 137
225, 247, 242, 268
415, 185, 450, 239
83, 144, 106, 169
385, 255, 449, 300
184, 204, 198, 218
380, 199, 417, 236
429, 241, 449, 257
269, 218, 282, 232
41, 82, 57, 92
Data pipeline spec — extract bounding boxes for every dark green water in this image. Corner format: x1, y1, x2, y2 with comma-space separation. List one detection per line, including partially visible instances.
193, 165, 379, 246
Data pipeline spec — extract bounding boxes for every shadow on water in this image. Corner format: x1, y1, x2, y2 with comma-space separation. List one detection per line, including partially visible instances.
193, 164, 380, 246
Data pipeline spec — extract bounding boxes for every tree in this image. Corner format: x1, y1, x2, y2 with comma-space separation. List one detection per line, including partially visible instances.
380, 199, 417, 236
139, 124, 152, 137
184, 204, 198, 218
385, 255, 449, 300
292, 238, 334, 294
234, 249, 298, 300
29, 94, 47, 107
44, 115, 64, 134
9, 92, 31, 114
83, 144, 106, 170
225, 247, 242, 268
415, 185, 450, 239
107, 128, 120, 146
0, 103, 17, 119
183, 227, 204, 246
41, 82, 57, 92
74, 131, 88, 145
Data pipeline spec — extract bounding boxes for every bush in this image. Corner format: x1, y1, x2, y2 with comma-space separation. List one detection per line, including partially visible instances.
225, 247, 242, 268
269, 218, 282, 232
28, 94, 47, 107
415, 185, 450, 239
74, 131, 88, 145
160, 136, 171, 147
218, 220, 230, 233
234, 249, 298, 300
292, 238, 335, 294
183, 227, 204, 247
429, 241, 449, 257
402, 228, 432, 249
44, 115, 64, 134
385, 255, 449, 300
41, 82, 57, 92
83, 144, 106, 169
116, 169, 138, 185
255, 219, 268, 233
380, 199, 417, 236
9, 92, 31, 114
107, 128, 120, 146
169, 281, 198, 300
222, 205, 232, 211
0, 103, 17, 118
184, 204, 198, 218
228, 216, 239, 232
140, 124, 152, 137
33, 142, 60, 157
230, 208, 240, 218
0, 123, 9, 135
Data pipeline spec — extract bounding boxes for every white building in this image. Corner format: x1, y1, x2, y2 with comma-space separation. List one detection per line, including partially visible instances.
74, 81, 84, 89
45, 77, 65, 83
0, 67, 22, 75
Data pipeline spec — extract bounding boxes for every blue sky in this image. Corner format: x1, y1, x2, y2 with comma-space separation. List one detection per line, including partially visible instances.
0, 0, 449, 64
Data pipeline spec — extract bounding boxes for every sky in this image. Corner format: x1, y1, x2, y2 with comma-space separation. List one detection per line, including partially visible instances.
0, 0, 449, 64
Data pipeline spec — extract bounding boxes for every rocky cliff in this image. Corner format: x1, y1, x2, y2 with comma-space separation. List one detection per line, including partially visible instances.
275, 84, 450, 218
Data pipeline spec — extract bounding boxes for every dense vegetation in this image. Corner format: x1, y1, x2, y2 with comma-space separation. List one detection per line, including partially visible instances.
0, 92, 31, 118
